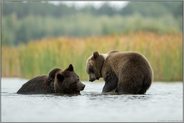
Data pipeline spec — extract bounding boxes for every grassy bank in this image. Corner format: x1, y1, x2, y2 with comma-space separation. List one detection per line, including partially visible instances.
2, 32, 182, 81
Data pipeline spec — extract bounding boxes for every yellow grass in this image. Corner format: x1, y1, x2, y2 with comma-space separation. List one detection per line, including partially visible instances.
2, 32, 182, 81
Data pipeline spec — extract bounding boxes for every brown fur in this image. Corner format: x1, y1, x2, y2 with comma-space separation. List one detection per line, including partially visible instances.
54, 64, 85, 94
17, 65, 85, 95
86, 51, 153, 94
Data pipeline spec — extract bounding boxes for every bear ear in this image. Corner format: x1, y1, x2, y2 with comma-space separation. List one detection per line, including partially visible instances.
93, 51, 99, 59
66, 64, 74, 72
57, 73, 64, 81
47, 68, 61, 85
48, 68, 61, 79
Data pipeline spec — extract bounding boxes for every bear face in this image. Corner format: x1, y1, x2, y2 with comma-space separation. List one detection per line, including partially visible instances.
86, 51, 105, 82
54, 64, 85, 95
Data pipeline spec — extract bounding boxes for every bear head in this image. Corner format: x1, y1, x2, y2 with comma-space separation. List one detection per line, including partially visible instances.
54, 64, 85, 95
86, 51, 105, 82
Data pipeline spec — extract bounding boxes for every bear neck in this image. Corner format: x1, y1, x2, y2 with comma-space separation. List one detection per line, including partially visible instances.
46, 79, 55, 93
99, 54, 107, 77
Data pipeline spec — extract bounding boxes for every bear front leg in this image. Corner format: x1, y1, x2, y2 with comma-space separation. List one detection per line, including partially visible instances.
102, 72, 118, 93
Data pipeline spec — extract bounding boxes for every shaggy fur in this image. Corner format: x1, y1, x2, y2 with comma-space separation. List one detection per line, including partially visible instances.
17, 65, 85, 95
86, 51, 153, 94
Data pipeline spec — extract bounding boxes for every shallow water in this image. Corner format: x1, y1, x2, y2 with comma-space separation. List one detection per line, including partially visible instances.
1, 78, 183, 122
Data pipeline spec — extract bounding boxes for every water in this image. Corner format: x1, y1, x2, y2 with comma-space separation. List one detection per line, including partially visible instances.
1, 78, 183, 122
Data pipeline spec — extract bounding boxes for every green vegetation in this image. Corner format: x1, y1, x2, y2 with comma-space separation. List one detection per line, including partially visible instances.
2, 32, 182, 81
2, 1, 182, 45
2, 1, 182, 81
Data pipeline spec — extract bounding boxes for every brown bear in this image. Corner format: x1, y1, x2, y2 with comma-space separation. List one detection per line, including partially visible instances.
17, 64, 85, 95
86, 51, 153, 94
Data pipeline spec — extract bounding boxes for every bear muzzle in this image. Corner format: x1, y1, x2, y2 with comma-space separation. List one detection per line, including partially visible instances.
89, 73, 96, 82
89, 76, 100, 82
89, 78, 95, 82
96, 77, 100, 80
80, 84, 85, 90
78, 82, 85, 91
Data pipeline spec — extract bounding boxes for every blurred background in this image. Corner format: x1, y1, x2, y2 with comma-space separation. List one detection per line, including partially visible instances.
2, 1, 182, 81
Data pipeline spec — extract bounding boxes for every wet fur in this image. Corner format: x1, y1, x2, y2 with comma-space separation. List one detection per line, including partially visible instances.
17, 76, 54, 94
102, 70, 118, 92
87, 51, 153, 94
17, 68, 61, 94
17, 65, 85, 95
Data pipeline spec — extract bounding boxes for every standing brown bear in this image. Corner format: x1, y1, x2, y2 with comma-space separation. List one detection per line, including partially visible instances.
17, 64, 85, 95
86, 51, 153, 94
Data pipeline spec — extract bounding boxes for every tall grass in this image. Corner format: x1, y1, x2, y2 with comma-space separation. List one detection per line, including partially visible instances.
2, 32, 182, 81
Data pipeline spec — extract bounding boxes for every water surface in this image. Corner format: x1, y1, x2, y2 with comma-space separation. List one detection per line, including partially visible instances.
1, 78, 183, 122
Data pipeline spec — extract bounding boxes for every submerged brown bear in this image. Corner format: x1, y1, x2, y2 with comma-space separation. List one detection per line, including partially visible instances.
17, 64, 85, 95
86, 51, 153, 94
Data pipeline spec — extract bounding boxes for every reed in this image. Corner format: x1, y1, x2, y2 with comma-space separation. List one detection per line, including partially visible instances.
2, 32, 182, 81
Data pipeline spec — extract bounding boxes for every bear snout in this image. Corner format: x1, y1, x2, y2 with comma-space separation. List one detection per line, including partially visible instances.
80, 84, 85, 90
89, 78, 95, 82
77, 82, 85, 91
89, 74, 96, 82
